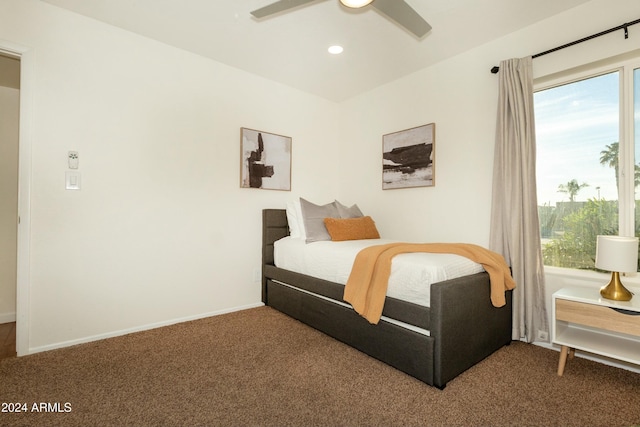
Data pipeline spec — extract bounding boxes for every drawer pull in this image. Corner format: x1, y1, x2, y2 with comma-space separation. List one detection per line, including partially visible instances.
610, 308, 640, 316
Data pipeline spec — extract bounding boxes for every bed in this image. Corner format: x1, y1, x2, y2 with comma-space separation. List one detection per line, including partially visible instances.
262, 208, 513, 389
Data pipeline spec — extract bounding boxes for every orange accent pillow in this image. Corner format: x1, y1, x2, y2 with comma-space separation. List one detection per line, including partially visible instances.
324, 216, 380, 241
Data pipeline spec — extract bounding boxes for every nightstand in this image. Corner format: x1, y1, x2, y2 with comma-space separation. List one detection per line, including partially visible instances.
552, 286, 640, 376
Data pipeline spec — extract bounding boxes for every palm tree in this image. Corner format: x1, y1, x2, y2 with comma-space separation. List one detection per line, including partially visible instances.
600, 142, 619, 189
599, 141, 640, 191
557, 179, 589, 202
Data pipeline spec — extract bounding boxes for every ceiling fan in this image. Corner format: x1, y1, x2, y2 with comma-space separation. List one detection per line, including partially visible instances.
250, 0, 432, 38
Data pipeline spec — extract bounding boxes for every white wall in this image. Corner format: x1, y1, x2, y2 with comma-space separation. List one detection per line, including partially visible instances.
338, 49, 498, 244
0, 85, 19, 323
0, 0, 342, 352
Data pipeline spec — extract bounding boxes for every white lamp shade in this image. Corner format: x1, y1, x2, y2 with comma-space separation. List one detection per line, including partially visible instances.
595, 235, 639, 272
340, 0, 374, 8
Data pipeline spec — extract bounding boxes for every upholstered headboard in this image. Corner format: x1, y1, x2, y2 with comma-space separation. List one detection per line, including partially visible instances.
262, 209, 289, 302
262, 209, 289, 267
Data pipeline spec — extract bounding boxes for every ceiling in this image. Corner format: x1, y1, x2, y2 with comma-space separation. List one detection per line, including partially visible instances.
40, 0, 591, 102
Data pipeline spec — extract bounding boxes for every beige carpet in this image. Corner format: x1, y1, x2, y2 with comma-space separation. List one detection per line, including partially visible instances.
1, 306, 639, 427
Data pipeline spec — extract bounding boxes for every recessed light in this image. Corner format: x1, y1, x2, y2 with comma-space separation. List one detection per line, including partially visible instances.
328, 45, 344, 54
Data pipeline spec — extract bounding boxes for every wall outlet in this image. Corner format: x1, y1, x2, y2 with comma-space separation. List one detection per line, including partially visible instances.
536, 330, 549, 342
253, 269, 261, 282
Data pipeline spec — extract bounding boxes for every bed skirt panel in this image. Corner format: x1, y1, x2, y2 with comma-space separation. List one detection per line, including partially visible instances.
264, 264, 430, 330
266, 279, 435, 385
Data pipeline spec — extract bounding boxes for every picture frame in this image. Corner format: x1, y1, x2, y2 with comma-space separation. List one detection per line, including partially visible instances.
382, 123, 435, 190
240, 127, 291, 191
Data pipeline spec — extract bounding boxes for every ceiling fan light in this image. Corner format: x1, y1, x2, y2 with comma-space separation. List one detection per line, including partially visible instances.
340, 0, 374, 9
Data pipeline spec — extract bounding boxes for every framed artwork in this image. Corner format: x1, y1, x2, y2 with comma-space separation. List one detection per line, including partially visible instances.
240, 127, 291, 191
382, 123, 435, 190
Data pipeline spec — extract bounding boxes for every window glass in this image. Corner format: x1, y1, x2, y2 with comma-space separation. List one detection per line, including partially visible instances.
535, 72, 620, 269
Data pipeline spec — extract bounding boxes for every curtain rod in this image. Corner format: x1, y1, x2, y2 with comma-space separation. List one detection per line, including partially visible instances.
490, 17, 640, 74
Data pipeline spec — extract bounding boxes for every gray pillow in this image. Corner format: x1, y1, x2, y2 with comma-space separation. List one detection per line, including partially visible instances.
335, 200, 364, 218
299, 198, 339, 243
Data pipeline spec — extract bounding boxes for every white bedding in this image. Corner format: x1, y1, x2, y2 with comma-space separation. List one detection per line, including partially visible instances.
273, 236, 485, 307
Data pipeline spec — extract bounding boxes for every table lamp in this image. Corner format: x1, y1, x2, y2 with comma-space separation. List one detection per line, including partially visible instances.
595, 235, 639, 301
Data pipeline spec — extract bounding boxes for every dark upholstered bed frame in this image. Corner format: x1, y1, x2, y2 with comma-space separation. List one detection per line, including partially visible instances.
262, 209, 513, 389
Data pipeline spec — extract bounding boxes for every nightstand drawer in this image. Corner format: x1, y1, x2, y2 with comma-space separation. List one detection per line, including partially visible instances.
556, 299, 640, 337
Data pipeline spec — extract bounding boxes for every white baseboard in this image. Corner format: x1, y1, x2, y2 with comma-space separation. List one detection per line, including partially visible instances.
27, 302, 265, 355
533, 340, 640, 374
0, 311, 16, 324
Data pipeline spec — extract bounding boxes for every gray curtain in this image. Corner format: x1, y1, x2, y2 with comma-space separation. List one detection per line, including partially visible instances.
489, 57, 548, 342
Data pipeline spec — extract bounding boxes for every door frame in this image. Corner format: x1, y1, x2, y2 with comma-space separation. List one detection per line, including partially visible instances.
1, 39, 33, 356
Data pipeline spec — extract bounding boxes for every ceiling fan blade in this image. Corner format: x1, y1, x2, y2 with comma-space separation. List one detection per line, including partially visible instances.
371, 0, 431, 38
250, 0, 322, 18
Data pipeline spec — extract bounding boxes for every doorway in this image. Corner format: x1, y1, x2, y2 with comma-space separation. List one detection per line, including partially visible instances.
0, 41, 32, 358
0, 52, 20, 359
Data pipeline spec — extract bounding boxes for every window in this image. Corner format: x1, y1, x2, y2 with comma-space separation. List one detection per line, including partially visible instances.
535, 60, 640, 271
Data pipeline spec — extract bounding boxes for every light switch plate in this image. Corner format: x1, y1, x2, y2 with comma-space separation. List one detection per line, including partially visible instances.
65, 171, 81, 190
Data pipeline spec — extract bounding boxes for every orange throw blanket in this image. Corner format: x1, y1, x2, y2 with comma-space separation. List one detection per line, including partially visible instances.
343, 243, 516, 324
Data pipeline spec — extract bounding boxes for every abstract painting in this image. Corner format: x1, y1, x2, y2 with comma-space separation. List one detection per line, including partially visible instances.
241, 128, 291, 191
382, 123, 435, 189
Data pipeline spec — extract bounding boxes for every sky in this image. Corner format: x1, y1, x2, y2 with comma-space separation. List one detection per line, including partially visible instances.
535, 71, 622, 206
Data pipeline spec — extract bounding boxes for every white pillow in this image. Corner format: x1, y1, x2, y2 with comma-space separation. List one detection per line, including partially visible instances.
285, 201, 300, 238
285, 200, 306, 240
295, 200, 306, 240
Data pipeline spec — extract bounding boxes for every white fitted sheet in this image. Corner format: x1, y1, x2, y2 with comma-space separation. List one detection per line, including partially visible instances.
273, 237, 485, 307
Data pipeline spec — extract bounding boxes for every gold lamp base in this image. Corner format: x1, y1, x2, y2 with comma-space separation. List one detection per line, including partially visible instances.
600, 271, 633, 301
